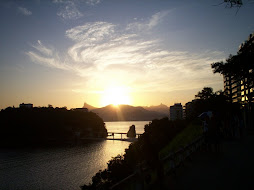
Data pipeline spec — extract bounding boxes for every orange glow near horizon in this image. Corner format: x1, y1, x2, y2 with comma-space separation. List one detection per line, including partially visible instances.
101, 86, 131, 107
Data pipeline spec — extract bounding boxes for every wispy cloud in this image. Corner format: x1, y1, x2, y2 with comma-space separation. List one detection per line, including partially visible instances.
26, 40, 70, 70
148, 10, 169, 28
52, 0, 65, 3
86, 0, 102, 6
27, 11, 225, 93
54, 0, 83, 20
18, 7, 32, 16
127, 10, 169, 32
53, 0, 103, 20
66, 22, 115, 42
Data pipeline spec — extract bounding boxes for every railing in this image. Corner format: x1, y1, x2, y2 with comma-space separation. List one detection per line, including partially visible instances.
110, 135, 204, 190
161, 136, 204, 175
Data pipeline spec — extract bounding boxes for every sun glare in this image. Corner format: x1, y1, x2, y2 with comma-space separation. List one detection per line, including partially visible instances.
101, 86, 131, 106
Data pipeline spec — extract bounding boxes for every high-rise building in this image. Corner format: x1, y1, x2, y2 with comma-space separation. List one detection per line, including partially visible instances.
169, 103, 183, 120
223, 32, 254, 104
224, 73, 254, 104
19, 103, 33, 108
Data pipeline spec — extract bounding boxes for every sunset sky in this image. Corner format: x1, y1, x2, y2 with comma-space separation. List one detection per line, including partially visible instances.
1, 0, 254, 109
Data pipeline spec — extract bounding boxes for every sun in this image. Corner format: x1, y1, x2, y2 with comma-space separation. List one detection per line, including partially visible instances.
101, 86, 131, 106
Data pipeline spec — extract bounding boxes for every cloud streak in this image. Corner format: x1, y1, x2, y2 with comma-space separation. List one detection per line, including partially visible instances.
54, 0, 83, 20
18, 7, 32, 16
27, 11, 225, 93
86, 0, 102, 6
127, 10, 169, 32
53, 0, 103, 20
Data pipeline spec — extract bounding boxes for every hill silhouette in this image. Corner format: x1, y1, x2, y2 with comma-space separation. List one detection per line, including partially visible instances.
143, 103, 169, 115
83, 102, 98, 111
91, 104, 167, 121
0, 106, 107, 147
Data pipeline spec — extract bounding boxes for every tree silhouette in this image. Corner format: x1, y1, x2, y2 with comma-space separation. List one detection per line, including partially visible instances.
211, 32, 254, 127
223, 0, 243, 8
211, 32, 254, 104
0, 106, 107, 147
185, 87, 234, 121
195, 87, 215, 100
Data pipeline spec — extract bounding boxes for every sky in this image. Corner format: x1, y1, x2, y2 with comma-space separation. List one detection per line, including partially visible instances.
1, 0, 254, 109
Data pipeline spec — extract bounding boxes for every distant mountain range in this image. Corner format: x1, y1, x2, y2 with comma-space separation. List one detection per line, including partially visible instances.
143, 103, 169, 115
83, 103, 169, 122
83, 102, 97, 111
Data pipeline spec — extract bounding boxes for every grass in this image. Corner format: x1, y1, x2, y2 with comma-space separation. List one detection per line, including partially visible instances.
159, 121, 203, 160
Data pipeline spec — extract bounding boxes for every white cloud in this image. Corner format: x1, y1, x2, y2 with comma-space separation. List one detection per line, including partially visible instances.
27, 11, 225, 93
86, 0, 101, 6
53, 0, 103, 20
148, 11, 169, 28
127, 10, 169, 32
54, 0, 83, 20
31, 40, 53, 56
52, 0, 65, 3
18, 7, 32, 16
26, 40, 70, 70
66, 22, 115, 42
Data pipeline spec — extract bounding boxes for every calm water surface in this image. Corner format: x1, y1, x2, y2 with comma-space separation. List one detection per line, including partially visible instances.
0, 121, 149, 190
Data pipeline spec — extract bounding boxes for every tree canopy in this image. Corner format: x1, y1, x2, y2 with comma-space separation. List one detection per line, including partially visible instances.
0, 106, 107, 147
211, 32, 254, 79
185, 87, 238, 121
211, 32, 254, 103
195, 87, 215, 100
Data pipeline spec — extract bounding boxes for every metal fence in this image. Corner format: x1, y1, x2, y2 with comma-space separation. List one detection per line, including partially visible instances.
110, 135, 205, 190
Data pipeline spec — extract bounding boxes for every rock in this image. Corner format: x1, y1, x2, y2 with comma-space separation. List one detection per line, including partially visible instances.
127, 125, 136, 138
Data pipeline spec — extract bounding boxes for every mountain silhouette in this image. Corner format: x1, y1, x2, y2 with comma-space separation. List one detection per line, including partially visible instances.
83, 102, 98, 111
91, 104, 167, 121
143, 103, 169, 115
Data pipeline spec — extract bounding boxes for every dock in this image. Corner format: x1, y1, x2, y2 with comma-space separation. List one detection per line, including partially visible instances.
107, 132, 142, 140
79, 132, 143, 142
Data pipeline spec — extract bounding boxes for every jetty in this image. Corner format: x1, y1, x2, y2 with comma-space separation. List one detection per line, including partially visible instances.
107, 132, 142, 140
79, 132, 143, 142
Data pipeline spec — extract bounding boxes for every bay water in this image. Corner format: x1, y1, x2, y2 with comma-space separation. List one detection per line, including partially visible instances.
0, 121, 149, 190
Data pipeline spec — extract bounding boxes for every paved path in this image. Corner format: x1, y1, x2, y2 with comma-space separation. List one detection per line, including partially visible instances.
164, 130, 254, 190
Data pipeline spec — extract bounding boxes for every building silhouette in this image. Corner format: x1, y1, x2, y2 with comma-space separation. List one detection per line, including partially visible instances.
19, 103, 33, 108
169, 103, 183, 120
224, 33, 254, 104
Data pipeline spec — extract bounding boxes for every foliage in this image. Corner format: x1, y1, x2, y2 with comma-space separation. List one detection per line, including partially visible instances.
0, 106, 107, 147
195, 87, 215, 100
82, 118, 187, 189
81, 84, 244, 189
223, 0, 243, 8
211, 32, 254, 103
159, 121, 203, 159
186, 87, 234, 120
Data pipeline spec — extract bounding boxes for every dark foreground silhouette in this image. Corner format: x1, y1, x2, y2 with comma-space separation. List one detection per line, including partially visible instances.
164, 129, 254, 190
0, 106, 107, 147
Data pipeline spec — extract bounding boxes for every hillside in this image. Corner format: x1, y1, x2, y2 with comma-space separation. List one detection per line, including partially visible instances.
91, 104, 167, 121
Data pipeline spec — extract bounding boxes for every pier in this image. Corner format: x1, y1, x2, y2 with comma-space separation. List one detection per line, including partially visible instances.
79, 132, 143, 142
107, 132, 142, 140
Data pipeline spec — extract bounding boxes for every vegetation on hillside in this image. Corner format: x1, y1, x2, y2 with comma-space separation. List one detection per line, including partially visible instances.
81, 118, 187, 189
0, 106, 107, 147
185, 87, 240, 121
159, 122, 203, 160
81, 84, 244, 189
